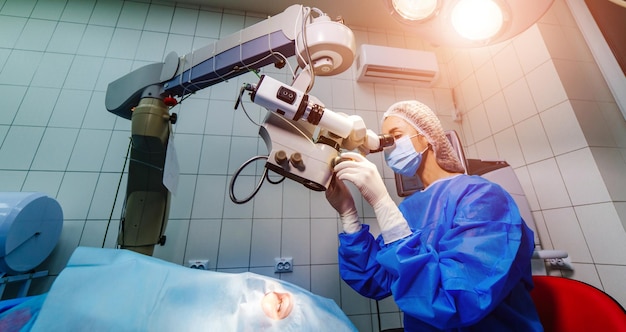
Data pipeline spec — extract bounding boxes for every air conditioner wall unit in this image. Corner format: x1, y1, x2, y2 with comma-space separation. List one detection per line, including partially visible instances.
355, 44, 439, 87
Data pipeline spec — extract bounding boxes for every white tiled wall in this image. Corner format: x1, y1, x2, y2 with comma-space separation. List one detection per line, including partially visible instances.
1, 0, 625, 329
446, 0, 626, 308
0, 0, 455, 329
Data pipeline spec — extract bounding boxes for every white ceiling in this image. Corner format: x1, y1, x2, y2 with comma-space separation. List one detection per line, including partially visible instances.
168, 0, 410, 32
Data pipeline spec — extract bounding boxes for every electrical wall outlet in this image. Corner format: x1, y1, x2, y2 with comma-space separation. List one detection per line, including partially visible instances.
274, 257, 293, 273
188, 259, 209, 270
547, 256, 573, 271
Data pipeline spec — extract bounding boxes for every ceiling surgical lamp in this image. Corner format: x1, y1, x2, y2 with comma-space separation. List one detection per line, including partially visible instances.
385, 0, 554, 47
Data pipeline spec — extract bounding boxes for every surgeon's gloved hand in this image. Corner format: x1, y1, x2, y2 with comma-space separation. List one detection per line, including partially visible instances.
334, 152, 411, 244
325, 174, 361, 234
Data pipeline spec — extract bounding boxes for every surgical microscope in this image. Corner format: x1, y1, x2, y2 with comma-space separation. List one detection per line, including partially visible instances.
105, 5, 393, 256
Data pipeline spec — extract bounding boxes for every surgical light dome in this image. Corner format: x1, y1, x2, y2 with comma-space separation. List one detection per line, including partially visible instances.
385, 0, 555, 47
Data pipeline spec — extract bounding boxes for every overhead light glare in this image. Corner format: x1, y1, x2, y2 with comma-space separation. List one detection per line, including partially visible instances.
391, 0, 439, 21
451, 0, 504, 41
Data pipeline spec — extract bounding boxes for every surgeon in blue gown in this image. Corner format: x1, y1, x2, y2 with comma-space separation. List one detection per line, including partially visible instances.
325, 100, 543, 331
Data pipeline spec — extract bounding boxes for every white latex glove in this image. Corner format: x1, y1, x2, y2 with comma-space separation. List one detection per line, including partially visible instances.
325, 174, 362, 234
334, 152, 411, 244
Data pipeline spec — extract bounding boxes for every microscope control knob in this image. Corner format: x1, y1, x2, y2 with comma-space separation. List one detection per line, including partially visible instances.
275, 150, 288, 165
290, 152, 304, 169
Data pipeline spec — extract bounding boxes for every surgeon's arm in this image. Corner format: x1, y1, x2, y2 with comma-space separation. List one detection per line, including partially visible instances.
338, 224, 394, 300
377, 183, 532, 329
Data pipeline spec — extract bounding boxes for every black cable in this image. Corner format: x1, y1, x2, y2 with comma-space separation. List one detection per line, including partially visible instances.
104, 137, 131, 249
265, 169, 286, 184
229, 155, 269, 204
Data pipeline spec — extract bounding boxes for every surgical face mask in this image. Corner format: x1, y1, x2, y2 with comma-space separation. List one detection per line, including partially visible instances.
384, 135, 428, 176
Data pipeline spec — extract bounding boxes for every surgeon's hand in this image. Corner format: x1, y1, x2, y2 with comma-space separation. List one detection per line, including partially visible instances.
325, 174, 361, 234
333, 152, 388, 207
334, 152, 411, 244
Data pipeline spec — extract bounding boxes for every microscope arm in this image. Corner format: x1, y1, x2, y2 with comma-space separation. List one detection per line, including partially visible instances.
104, 4, 361, 256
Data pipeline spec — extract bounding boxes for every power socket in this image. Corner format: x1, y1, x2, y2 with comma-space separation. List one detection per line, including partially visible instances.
547, 256, 573, 271
188, 259, 209, 270
274, 257, 293, 273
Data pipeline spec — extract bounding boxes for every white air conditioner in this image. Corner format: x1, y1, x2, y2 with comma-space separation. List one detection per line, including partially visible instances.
355, 44, 439, 86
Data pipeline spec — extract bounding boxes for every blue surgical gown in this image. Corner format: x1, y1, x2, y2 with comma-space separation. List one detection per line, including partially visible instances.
338, 175, 543, 331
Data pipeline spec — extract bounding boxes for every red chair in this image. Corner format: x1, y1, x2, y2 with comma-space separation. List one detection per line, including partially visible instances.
531, 276, 626, 332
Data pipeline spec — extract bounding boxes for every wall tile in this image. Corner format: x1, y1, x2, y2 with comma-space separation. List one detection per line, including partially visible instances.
195, 10, 222, 38
576, 203, 626, 265
512, 25, 550, 74
591, 147, 626, 201
63, 55, 104, 90
31, 127, 78, 171
552, 59, 595, 101
100, 129, 130, 172
0, 85, 27, 125
282, 180, 311, 218
515, 115, 553, 164
502, 78, 537, 124
191, 174, 226, 219
0, 125, 44, 169
56, 171, 99, 220
77, 25, 114, 56
31, 0, 66, 20
556, 148, 610, 205
249, 218, 281, 267
22, 171, 63, 196
117, 1, 148, 30
310, 218, 339, 265
484, 92, 512, 134
542, 207, 593, 263
66, 129, 110, 171
527, 158, 571, 209
540, 101, 587, 155
144, 4, 174, 33
596, 264, 626, 308
198, 134, 230, 174
526, 60, 568, 112
252, 178, 283, 219
218, 13, 244, 37
13, 87, 57, 126
475, 137, 498, 160
82, 91, 116, 129
107, 28, 141, 59
170, 7, 198, 36
492, 44, 523, 88
173, 133, 202, 174
184, 219, 222, 269
475, 60, 501, 100
311, 264, 341, 304
86, 172, 125, 220
169, 174, 196, 219
0, 171, 27, 191
60, 0, 95, 24
565, 262, 601, 289
599, 102, 626, 149
282, 218, 311, 265
153, 219, 190, 265
0, 50, 42, 86
217, 218, 252, 268
32, 53, 73, 88
88, 0, 122, 27
467, 104, 491, 142
15, 19, 56, 51
1, 0, 36, 17
135, 31, 168, 62
459, 75, 482, 111
42, 220, 83, 274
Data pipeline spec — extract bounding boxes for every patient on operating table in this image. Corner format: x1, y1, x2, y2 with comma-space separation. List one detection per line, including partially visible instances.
0, 247, 356, 331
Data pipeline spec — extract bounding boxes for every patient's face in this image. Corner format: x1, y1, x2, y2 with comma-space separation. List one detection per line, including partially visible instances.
261, 291, 293, 320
